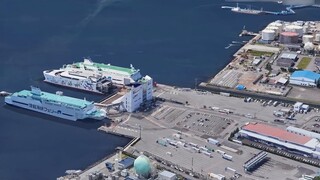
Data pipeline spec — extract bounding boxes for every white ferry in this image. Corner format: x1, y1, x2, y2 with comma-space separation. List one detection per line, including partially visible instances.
5, 87, 106, 121
43, 59, 142, 93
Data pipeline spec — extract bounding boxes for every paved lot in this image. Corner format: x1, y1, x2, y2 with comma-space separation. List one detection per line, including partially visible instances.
112, 113, 319, 180
154, 85, 317, 128
287, 85, 320, 102
75, 85, 320, 180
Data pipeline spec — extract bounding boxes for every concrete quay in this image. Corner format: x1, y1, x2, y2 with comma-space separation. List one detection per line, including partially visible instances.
60, 84, 320, 180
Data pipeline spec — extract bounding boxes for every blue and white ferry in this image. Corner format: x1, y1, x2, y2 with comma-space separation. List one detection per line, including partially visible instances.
4, 87, 106, 121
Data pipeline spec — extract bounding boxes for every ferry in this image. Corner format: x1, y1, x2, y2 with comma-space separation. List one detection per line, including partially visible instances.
43, 59, 142, 94
4, 86, 106, 121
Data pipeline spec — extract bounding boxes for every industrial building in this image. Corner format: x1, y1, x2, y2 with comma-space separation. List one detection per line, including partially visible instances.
289, 70, 320, 87
113, 75, 153, 113
239, 123, 320, 159
276, 58, 294, 68
158, 170, 177, 180
276, 52, 298, 67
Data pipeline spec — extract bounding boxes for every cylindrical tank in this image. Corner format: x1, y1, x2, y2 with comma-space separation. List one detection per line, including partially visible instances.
269, 22, 283, 32
262, 29, 275, 41
304, 42, 314, 51
285, 25, 303, 37
279, 32, 299, 44
302, 34, 314, 44
303, 25, 309, 34
315, 33, 320, 42
266, 26, 280, 35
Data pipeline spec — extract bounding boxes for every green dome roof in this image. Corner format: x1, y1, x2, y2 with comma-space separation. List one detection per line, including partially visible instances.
134, 155, 151, 177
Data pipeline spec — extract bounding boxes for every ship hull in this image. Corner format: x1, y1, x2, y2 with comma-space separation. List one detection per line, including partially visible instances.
43, 72, 104, 94
5, 96, 79, 121
44, 79, 104, 95
5, 95, 104, 121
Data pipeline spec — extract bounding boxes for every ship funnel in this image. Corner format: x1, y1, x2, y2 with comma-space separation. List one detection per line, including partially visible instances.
31, 86, 42, 96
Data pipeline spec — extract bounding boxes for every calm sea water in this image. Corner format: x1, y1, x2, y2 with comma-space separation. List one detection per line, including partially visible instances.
0, 0, 319, 179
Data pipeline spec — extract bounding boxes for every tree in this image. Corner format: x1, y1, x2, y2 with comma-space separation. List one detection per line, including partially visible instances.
265, 63, 272, 71
313, 176, 320, 180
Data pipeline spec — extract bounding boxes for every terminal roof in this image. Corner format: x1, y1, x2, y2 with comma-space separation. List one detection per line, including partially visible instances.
242, 123, 311, 145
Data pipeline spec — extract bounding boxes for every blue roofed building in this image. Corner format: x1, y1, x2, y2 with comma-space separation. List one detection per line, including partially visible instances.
289, 70, 320, 87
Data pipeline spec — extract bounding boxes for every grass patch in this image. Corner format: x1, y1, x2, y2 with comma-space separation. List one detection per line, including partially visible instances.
297, 57, 311, 69
247, 50, 273, 57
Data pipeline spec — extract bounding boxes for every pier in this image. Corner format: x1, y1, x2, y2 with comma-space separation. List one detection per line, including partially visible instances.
221, 4, 314, 16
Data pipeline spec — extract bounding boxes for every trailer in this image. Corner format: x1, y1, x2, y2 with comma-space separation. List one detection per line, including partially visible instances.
222, 154, 233, 161
207, 138, 220, 146
188, 142, 199, 148
208, 173, 226, 180
216, 150, 226, 155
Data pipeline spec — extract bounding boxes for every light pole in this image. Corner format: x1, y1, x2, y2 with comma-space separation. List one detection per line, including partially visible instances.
191, 157, 194, 172
139, 125, 142, 139
195, 78, 198, 90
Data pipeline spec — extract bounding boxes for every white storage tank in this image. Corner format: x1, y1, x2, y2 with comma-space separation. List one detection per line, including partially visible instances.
285, 25, 303, 37
315, 33, 320, 42
269, 22, 283, 32
302, 34, 314, 44
304, 42, 314, 51
262, 29, 275, 41
303, 25, 309, 34
266, 26, 280, 35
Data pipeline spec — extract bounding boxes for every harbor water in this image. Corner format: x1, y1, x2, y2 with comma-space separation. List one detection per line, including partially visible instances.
0, 0, 319, 179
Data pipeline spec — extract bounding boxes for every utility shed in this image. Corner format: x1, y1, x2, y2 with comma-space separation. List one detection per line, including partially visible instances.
158, 170, 177, 180
118, 157, 135, 170
277, 77, 288, 85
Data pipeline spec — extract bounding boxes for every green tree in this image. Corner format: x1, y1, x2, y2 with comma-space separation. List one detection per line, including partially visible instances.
313, 176, 320, 180
265, 63, 272, 71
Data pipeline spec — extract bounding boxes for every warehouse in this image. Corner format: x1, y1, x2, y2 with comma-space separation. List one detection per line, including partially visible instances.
289, 70, 320, 87
239, 123, 320, 159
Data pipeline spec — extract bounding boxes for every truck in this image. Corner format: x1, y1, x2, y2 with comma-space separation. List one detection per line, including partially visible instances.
222, 154, 233, 161
201, 151, 213, 158
207, 138, 220, 146
188, 142, 199, 148
208, 173, 226, 180
216, 150, 225, 155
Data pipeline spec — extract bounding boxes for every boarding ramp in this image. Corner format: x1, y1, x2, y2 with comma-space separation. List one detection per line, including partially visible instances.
94, 102, 125, 113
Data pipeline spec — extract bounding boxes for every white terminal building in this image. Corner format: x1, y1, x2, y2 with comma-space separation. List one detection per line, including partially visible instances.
239, 122, 320, 159
44, 58, 153, 113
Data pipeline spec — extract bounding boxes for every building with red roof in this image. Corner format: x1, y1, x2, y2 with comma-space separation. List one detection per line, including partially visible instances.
239, 122, 320, 159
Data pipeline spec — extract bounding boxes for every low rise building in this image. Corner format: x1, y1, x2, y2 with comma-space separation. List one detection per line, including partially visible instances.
158, 170, 177, 180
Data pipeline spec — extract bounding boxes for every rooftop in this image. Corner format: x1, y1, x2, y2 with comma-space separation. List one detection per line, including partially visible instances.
280, 52, 298, 60
74, 59, 140, 75
242, 123, 312, 145
291, 70, 320, 80
14, 89, 93, 109
159, 170, 176, 178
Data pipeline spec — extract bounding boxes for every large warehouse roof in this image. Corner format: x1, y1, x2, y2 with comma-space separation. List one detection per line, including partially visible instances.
291, 70, 320, 81
242, 123, 312, 145
287, 126, 320, 140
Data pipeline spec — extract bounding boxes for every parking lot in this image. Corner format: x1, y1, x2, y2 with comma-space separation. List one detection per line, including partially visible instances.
302, 116, 320, 133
